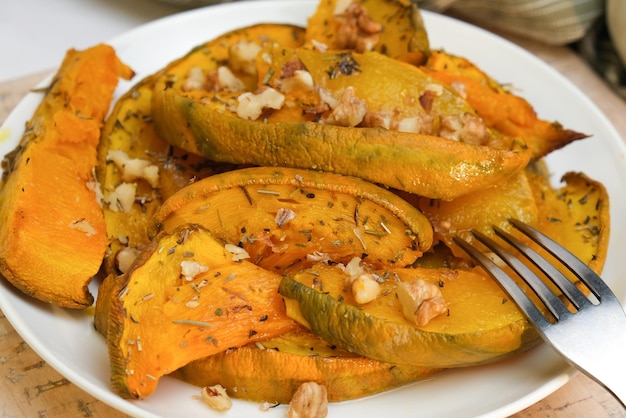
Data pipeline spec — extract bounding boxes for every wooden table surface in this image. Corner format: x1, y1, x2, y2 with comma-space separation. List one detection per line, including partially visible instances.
1, 32, 625, 418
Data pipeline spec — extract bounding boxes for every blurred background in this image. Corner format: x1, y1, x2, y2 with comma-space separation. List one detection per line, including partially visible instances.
1, 0, 624, 99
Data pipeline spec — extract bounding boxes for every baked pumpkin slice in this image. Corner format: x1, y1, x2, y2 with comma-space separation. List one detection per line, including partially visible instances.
0, 44, 133, 308
106, 224, 299, 399
95, 68, 236, 276
150, 166, 433, 271
422, 50, 588, 159
151, 40, 531, 200
305, 0, 430, 66
279, 262, 541, 368
172, 328, 443, 403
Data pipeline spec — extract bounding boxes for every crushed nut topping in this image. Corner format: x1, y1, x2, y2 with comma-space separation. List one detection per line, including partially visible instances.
216, 66, 245, 92
275, 207, 297, 227
439, 113, 490, 145
103, 182, 136, 213
236, 87, 285, 120
341, 256, 380, 304
106, 149, 160, 188
224, 243, 251, 261
287, 382, 328, 418
397, 279, 448, 327
200, 384, 232, 411
182, 66, 207, 91
180, 260, 209, 282
229, 41, 262, 76
334, 2, 383, 52
322, 86, 367, 127
116, 246, 142, 274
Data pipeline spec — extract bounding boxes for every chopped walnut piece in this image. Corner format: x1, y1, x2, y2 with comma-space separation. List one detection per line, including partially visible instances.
439, 113, 490, 145
182, 66, 207, 91
106, 149, 160, 188
103, 182, 136, 213
225, 243, 251, 261
397, 279, 448, 326
335, 2, 383, 52
180, 260, 209, 282
200, 384, 232, 411
397, 114, 435, 134
275, 207, 297, 227
341, 257, 380, 304
287, 382, 328, 418
116, 246, 142, 273
229, 41, 262, 76
349, 273, 381, 304
236, 87, 285, 120
217, 65, 245, 92
322, 86, 367, 127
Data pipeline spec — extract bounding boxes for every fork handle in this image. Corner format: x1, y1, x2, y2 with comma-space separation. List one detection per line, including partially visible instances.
577, 335, 626, 409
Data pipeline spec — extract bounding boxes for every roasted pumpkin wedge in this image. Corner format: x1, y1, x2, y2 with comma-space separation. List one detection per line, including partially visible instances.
172, 329, 443, 403
305, 0, 430, 65
152, 42, 531, 199
408, 170, 539, 257
151, 166, 433, 270
107, 224, 299, 399
279, 262, 540, 368
525, 170, 609, 274
0, 44, 133, 308
423, 50, 588, 159
408, 168, 609, 275
96, 70, 235, 275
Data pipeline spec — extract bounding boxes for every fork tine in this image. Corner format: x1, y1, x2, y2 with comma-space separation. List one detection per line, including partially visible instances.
492, 225, 590, 310
508, 218, 617, 304
467, 230, 572, 321
453, 236, 551, 328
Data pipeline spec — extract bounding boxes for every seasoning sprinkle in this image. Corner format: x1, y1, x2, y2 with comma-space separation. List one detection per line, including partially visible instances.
172, 319, 213, 328
257, 189, 280, 196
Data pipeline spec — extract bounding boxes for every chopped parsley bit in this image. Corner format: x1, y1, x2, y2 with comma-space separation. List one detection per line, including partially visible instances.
215, 307, 224, 316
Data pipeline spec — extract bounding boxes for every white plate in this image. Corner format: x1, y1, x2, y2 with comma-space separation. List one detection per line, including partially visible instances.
1, 1, 625, 417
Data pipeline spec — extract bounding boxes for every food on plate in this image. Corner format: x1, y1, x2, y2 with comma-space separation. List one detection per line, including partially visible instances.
422, 50, 588, 159
0, 44, 133, 308
150, 166, 433, 269
172, 328, 443, 403
0, 0, 612, 410
95, 71, 235, 276
151, 34, 531, 200
106, 224, 299, 399
279, 262, 540, 368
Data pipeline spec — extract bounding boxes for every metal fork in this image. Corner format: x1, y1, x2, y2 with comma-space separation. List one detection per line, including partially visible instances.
453, 219, 626, 408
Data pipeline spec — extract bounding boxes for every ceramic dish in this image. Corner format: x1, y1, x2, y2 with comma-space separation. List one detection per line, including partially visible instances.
1, 1, 625, 417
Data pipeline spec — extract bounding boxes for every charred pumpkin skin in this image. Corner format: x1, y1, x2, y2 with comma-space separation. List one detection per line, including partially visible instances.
152, 45, 531, 200
305, 0, 430, 65
0, 44, 133, 308
151, 166, 434, 270
107, 224, 299, 399
279, 263, 540, 368
423, 50, 588, 159
173, 329, 443, 403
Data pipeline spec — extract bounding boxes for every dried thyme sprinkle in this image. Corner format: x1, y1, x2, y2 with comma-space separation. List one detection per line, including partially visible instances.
257, 189, 280, 196
172, 319, 213, 327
